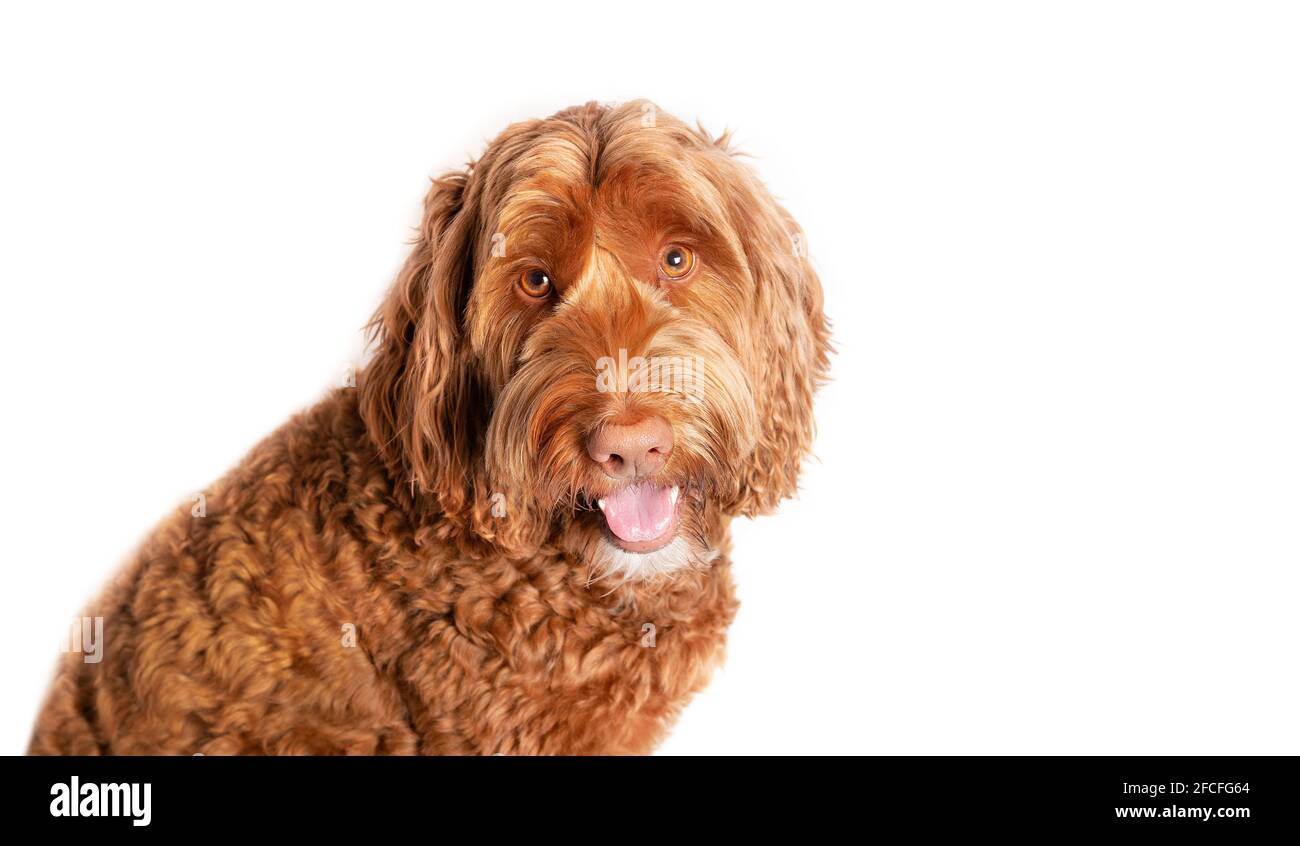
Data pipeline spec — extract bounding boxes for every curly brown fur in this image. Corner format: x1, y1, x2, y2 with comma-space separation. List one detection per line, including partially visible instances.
29, 100, 830, 755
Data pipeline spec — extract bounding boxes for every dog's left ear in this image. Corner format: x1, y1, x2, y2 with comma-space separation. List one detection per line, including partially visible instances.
722, 163, 832, 516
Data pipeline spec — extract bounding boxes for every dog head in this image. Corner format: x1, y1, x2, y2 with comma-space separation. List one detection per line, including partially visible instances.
360, 101, 830, 580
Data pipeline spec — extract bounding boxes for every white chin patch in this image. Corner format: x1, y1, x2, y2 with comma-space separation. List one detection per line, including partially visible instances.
591, 535, 703, 584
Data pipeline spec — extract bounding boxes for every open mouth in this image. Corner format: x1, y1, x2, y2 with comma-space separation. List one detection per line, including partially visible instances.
596, 483, 681, 553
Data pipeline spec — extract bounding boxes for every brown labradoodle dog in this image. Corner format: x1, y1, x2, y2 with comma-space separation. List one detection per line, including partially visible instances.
29, 100, 830, 755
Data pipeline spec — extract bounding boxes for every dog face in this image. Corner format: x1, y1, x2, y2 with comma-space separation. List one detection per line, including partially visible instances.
361, 101, 829, 579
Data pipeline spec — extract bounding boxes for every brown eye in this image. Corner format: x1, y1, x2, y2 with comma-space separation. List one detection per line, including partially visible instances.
519, 267, 553, 299
658, 244, 696, 280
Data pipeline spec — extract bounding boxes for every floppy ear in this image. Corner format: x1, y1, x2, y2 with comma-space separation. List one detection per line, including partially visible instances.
359, 170, 490, 525
723, 164, 832, 516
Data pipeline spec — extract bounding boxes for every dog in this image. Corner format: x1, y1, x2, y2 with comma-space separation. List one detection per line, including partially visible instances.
28, 100, 830, 755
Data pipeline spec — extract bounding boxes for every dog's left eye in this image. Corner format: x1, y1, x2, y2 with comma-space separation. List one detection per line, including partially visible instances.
658, 245, 696, 281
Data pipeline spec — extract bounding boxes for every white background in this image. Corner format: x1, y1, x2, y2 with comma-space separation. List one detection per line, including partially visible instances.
2, 2, 1298, 755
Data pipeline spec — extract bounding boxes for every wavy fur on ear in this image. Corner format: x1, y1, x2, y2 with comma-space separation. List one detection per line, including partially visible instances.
717, 161, 831, 516
358, 172, 498, 541
359, 164, 556, 554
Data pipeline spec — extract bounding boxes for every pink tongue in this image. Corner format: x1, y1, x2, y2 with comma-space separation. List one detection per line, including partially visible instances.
600, 484, 676, 543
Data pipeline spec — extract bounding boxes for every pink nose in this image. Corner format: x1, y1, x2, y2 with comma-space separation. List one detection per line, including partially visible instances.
586, 416, 674, 481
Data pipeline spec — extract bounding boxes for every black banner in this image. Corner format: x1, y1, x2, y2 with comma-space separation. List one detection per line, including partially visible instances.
1, 756, 1291, 834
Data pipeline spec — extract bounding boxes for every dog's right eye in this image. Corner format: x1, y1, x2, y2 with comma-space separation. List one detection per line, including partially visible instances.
519, 267, 553, 299
658, 244, 696, 281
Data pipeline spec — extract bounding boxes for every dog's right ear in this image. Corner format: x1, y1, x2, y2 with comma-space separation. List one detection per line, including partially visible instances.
360, 170, 488, 522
